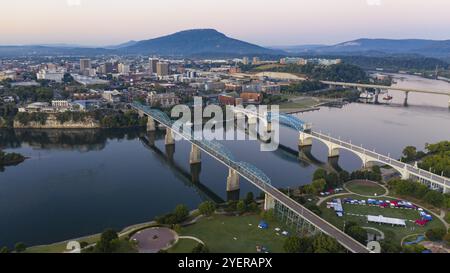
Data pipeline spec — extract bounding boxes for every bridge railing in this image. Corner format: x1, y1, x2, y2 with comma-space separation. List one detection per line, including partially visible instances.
310, 131, 449, 186
131, 103, 273, 188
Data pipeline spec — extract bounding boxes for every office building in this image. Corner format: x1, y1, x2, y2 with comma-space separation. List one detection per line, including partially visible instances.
156, 62, 169, 76
149, 58, 159, 74
80, 59, 91, 72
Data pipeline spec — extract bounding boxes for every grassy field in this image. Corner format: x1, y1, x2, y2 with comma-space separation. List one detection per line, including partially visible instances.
279, 98, 319, 111
345, 180, 387, 196
177, 214, 290, 253
319, 194, 446, 246
25, 234, 101, 253
168, 238, 199, 253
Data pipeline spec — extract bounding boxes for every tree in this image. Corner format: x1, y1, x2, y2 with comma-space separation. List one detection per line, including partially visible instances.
313, 168, 327, 181
425, 228, 446, 241
260, 209, 275, 222
283, 236, 301, 253
174, 204, 189, 222
338, 170, 350, 183
423, 191, 444, 207
14, 242, 26, 253
344, 222, 367, 244
0, 246, 9, 253
380, 241, 402, 253
236, 200, 246, 214
95, 229, 119, 253
311, 179, 327, 194
245, 192, 254, 205
63, 73, 74, 84
402, 146, 417, 162
312, 234, 343, 253
198, 201, 216, 216
191, 243, 209, 253
325, 172, 339, 188
443, 233, 450, 245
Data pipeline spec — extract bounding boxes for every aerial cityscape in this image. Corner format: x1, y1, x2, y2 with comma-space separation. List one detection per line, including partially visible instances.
1, 0, 450, 263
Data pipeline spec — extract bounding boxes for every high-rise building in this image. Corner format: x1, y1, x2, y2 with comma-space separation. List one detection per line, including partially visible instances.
80, 59, 91, 72
252, 57, 260, 65
242, 57, 249, 65
118, 63, 130, 74
156, 62, 169, 76
99, 62, 113, 75
149, 58, 159, 74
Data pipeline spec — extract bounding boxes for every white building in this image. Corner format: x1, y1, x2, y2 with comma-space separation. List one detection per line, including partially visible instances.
147, 91, 180, 108
36, 69, 65, 82
118, 63, 130, 75
51, 100, 70, 109
102, 90, 122, 103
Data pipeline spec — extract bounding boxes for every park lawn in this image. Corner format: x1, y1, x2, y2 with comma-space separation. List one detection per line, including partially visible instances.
25, 234, 101, 253
319, 194, 446, 246
178, 214, 290, 253
345, 180, 387, 196
168, 238, 200, 253
279, 98, 318, 111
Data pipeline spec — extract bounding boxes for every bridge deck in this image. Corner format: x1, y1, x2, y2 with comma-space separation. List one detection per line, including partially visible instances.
131, 103, 370, 253
320, 80, 450, 95
309, 131, 450, 189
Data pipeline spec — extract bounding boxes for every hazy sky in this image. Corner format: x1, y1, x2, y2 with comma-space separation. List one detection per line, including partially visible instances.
1, 0, 450, 46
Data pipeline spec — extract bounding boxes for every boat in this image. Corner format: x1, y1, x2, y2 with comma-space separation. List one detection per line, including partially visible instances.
383, 93, 393, 101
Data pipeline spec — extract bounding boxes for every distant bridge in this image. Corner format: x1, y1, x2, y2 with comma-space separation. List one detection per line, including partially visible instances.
245, 72, 450, 107
131, 102, 370, 253
239, 108, 450, 193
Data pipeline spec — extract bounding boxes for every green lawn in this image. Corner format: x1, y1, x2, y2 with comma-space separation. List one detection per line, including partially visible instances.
25, 234, 101, 253
345, 180, 387, 196
319, 194, 446, 246
177, 214, 290, 253
279, 99, 318, 111
168, 238, 199, 253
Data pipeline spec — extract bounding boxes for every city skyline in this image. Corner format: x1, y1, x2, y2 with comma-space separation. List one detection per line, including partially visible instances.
1, 0, 450, 46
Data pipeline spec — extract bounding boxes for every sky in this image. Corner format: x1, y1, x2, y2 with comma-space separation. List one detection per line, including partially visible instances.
1, 0, 450, 46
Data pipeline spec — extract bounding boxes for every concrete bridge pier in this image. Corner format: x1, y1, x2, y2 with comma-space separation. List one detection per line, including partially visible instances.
227, 189, 241, 201
147, 131, 156, 147
403, 91, 409, 106
165, 143, 175, 163
299, 132, 313, 148
264, 193, 275, 211
190, 163, 201, 183
146, 116, 156, 132
448, 96, 450, 108
189, 144, 201, 164
165, 128, 175, 145
328, 145, 340, 158
226, 168, 240, 192
138, 110, 144, 118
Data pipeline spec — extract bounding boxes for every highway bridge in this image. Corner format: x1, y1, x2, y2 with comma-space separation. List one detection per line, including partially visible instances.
247, 72, 450, 107
131, 102, 370, 253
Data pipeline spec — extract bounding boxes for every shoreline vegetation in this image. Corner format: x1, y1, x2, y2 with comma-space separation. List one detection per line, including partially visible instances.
0, 149, 26, 168
9, 110, 147, 129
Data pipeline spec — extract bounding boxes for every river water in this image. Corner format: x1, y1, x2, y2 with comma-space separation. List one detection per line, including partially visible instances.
0, 74, 449, 248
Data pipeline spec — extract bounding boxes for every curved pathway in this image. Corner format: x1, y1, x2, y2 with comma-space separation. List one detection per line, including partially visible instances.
178, 236, 205, 245
362, 227, 385, 240
342, 180, 389, 198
